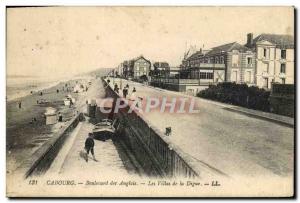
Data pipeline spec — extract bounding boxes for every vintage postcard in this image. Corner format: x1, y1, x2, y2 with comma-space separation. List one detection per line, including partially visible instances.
6, 6, 295, 197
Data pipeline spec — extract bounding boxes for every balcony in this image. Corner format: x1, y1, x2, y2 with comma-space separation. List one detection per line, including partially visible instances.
279, 58, 287, 63
262, 71, 269, 77
151, 78, 213, 85
199, 63, 225, 69
189, 63, 225, 69
279, 72, 286, 78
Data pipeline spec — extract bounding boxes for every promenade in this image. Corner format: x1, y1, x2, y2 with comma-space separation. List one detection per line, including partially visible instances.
108, 78, 294, 178
44, 78, 140, 178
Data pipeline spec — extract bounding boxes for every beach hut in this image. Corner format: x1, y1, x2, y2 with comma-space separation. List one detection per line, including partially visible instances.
44, 107, 57, 125
64, 98, 71, 106
64, 95, 75, 106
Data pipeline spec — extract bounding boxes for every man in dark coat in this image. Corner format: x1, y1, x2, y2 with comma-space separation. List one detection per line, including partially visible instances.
85, 133, 96, 162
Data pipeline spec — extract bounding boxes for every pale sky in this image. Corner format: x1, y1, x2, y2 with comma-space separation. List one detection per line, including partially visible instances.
7, 6, 294, 77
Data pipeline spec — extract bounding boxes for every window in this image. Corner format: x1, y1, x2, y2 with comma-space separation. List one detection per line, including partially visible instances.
220, 56, 224, 64
200, 72, 206, 79
232, 71, 238, 82
247, 57, 252, 65
263, 78, 269, 89
215, 57, 219, 64
245, 71, 251, 83
199, 72, 213, 79
263, 48, 267, 57
263, 63, 269, 73
232, 55, 239, 67
281, 50, 286, 59
282, 78, 286, 84
280, 63, 286, 73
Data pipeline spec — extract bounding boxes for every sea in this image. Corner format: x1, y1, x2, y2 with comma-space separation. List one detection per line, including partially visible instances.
6, 75, 65, 102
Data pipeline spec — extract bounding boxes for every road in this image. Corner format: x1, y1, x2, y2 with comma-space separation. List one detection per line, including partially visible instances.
110, 78, 294, 178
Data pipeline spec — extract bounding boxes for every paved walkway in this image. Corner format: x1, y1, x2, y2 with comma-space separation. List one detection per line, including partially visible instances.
48, 120, 131, 177
108, 78, 294, 178
46, 79, 139, 178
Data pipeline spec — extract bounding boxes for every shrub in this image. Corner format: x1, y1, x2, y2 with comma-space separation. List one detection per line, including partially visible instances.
197, 82, 270, 112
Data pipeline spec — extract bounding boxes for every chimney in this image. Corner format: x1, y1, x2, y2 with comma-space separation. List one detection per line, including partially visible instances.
247, 33, 253, 46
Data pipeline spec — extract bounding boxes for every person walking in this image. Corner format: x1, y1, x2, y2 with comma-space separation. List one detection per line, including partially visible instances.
18, 101, 22, 109
85, 133, 96, 162
123, 87, 128, 98
130, 87, 137, 101
114, 83, 119, 94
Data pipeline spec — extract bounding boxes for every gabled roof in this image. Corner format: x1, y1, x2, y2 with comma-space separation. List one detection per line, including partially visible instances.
207, 42, 251, 55
131, 55, 151, 64
252, 34, 294, 49
153, 62, 169, 68
186, 42, 251, 60
188, 51, 204, 60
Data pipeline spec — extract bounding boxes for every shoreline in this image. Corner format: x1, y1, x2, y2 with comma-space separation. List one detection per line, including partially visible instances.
6, 76, 75, 102
6, 77, 90, 173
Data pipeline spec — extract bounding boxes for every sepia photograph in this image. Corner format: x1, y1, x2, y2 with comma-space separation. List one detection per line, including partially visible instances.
5, 6, 295, 197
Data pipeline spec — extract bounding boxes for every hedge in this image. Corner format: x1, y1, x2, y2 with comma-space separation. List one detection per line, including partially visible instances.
197, 82, 270, 112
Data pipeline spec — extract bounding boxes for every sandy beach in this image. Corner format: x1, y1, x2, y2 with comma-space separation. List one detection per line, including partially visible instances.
6, 77, 92, 174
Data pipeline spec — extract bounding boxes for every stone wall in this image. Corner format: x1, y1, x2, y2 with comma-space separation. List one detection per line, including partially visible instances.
21, 113, 84, 178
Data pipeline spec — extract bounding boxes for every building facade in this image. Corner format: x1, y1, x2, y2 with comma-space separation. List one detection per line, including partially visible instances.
120, 56, 151, 79
245, 33, 294, 89
182, 42, 256, 86
152, 62, 170, 77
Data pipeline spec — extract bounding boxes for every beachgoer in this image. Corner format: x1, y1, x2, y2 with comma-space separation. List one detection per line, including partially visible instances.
40, 92, 43, 96
107, 79, 110, 84
122, 87, 128, 98
126, 84, 129, 88
114, 84, 119, 93
129, 87, 136, 100
85, 133, 96, 162
58, 112, 63, 122
69, 99, 73, 108
56, 89, 59, 93
18, 101, 22, 109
